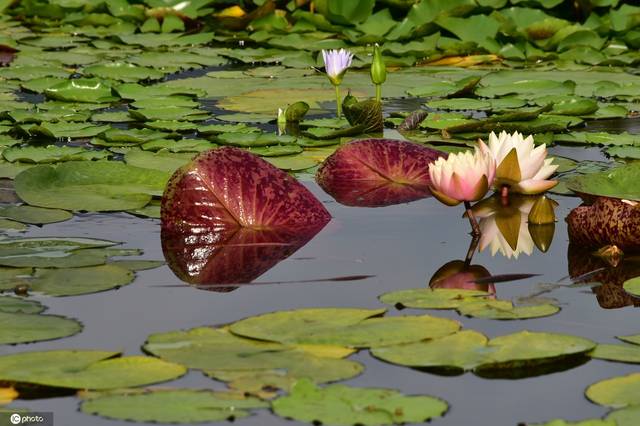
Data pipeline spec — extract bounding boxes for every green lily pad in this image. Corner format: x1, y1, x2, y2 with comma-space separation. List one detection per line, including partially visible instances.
590, 344, 640, 364
115, 83, 206, 100
229, 308, 459, 348
44, 78, 118, 103
99, 128, 174, 144
475, 79, 575, 98
587, 373, 640, 408
456, 299, 560, 320
131, 96, 199, 109
144, 120, 199, 132
272, 379, 448, 426
623, 277, 640, 296
124, 149, 195, 173
14, 161, 170, 211
379, 288, 490, 309
24, 122, 111, 139
90, 111, 135, 123
81, 389, 268, 423
215, 132, 296, 148
0, 311, 81, 345
0, 237, 117, 269
3, 146, 109, 163
83, 62, 165, 83
373, 330, 594, 373
566, 163, 640, 201
606, 405, 640, 426
0, 296, 44, 314
618, 335, 640, 346
4, 265, 135, 297
141, 139, 215, 153
528, 420, 615, 426
426, 98, 492, 111
144, 327, 363, 387
371, 330, 489, 371
264, 155, 318, 171
407, 76, 480, 98
0, 350, 185, 390
0, 205, 70, 225
130, 106, 209, 122
247, 145, 303, 157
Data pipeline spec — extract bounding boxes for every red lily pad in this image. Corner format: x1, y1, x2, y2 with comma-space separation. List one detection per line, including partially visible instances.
161, 226, 325, 291
315, 139, 445, 207
566, 197, 640, 252
161, 147, 331, 234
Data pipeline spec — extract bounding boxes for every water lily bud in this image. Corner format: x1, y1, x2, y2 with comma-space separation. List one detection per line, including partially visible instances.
370, 43, 386, 85
527, 195, 556, 225
528, 223, 555, 253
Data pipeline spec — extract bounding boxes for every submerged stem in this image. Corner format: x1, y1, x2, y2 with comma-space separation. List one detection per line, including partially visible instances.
375, 84, 382, 103
335, 84, 342, 118
464, 201, 481, 237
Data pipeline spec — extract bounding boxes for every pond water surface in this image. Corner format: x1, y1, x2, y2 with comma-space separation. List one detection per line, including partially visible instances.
4, 139, 638, 425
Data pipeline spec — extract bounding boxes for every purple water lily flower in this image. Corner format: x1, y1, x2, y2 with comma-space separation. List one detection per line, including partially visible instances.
322, 49, 353, 86
321, 49, 353, 118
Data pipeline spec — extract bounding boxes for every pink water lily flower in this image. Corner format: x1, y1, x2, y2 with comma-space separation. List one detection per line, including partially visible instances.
428, 144, 496, 207
322, 49, 353, 86
480, 131, 558, 195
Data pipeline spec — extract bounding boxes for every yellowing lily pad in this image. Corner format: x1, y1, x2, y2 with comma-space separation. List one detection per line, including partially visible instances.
81, 389, 268, 423
587, 373, 640, 408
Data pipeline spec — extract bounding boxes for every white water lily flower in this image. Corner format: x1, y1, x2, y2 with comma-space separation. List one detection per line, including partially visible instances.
322, 49, 353, 86
428, 142, 496, 206
480, 131, 558, 194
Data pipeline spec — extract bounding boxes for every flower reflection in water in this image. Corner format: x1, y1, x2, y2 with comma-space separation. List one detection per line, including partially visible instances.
470, 195, 557, 259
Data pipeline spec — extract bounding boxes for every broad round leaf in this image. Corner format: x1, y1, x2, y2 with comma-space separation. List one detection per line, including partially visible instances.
567, 197, 640, 251
379, 288, 490, 309
623, 277, 640, 297
587, 373, 640, 408
606, 405, 640, 426
457, 300, 560, 320
0, 296, 44, 314
161, 147, 330, 233
0, 311, 81, 345
566, 163, 640, 201
316, 139, 444, 207
590, 344, 640, 364
0, 350, 186, 390
15, 161, 170, 212
272, 379, 448, 426
81, 389, 268, 423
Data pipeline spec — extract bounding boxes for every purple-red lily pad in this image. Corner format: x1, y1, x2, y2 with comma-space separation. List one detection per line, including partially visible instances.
160, 147, 330, 290
566, 197, 640, 252
315, 139, 445, 207
161, 147, 331, 234
161, 226, 325, 291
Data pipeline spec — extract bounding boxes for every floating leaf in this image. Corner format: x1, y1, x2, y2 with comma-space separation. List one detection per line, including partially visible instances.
0, 311, 81, 345
0, 351, 185, 390
81, 389, 268, 423
457, 299, 560, 320
44, 78, 117, 103
606, 405, 640, 426
3, 146, 109, 164
623, 277, 640, 297
567, 197, 640, 252
591, 344, 640, 364
161, 147, 330, 234
83, 62, 165, 83
229, 308, 459, 348
566, 163, 640, 201
0, 296, 43, 314
272, 379, 448, 426
379, 288, 490, 309
0, 205, 71, 225
15, 161, 169, 211
587, 373, 640, 408
316, 139, 444, 207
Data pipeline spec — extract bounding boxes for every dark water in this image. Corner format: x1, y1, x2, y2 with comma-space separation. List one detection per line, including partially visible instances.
3, 160, 638, 426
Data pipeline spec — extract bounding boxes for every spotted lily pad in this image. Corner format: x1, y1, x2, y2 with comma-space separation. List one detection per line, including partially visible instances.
272, 379, 448, 426
15, 161, 170, 211
0, 350, 186, 390
81, 389, 268, 423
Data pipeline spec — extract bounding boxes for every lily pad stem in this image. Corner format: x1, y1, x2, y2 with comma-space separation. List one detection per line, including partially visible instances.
375, 84, 382, 103
335, 85, 342, 118
464, 201, 481, 237
464, 234, 480, 267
